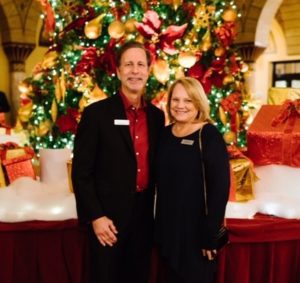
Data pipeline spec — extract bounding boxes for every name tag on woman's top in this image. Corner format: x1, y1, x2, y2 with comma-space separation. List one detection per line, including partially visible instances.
181, 139, 194, 145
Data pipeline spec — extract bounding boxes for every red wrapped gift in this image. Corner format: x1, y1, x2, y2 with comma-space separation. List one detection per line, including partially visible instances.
247, 101, 300, 167
2, 156, 36, 183
0, 142, 36, 183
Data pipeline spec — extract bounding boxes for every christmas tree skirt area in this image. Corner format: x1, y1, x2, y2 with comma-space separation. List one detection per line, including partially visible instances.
0, 177, 77, 222
226, 165, 300, 219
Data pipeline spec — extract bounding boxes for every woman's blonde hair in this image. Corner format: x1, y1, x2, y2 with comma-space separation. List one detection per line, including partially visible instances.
166, 77, 212, 123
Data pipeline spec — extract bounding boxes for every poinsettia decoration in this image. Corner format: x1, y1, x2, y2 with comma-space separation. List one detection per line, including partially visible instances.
135, 10, 188, 60
56, 108, 79, 134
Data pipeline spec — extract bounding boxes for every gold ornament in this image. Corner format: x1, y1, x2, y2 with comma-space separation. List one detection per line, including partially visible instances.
60, 73, 66, 102
124, 19, 137, 33
36, 120, 51, 137
18, 101, 33, 122
223, 74, 235, 85
78, 96, 87, 112
214, 46, 226, 57
222, 8, 237, 22
51, 99, 58, 122
178, 51, 197, 68
201, 30, 212, 52
18, 81, 31, 94
42, 51, 59, 69
218, 106, 227, 125
235, 112, 240, 131
135, 34, 145, 44
55, 79, 62, 102
153, 59, 170, 84
175, 67, 185, 79
14, 118, 24, 132
84, 14, 105, 39
241, 62, 249, 73
54, 73, 66, 102
76, 74, 93, 92
87, 84, 107, 105
223, 130, 236, 144
195, 4, 210, 28
163, 0, 183, 10
135, 0, 147, 10
108, 20, 125, 39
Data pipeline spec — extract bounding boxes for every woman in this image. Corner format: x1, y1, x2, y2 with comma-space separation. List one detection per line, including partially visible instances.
155, 77, 230, 283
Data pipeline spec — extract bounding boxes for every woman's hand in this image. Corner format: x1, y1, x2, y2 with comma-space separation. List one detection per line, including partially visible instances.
202, 249, 217, 261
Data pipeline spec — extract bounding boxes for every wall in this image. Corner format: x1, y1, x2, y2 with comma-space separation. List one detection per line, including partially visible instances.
0, 33, 10, 97
253, 19, 300, 103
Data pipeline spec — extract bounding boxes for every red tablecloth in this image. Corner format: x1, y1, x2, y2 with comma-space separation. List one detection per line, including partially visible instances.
1, 215, 300, 283
0, 219, 89, 283
216, 215, 300, 283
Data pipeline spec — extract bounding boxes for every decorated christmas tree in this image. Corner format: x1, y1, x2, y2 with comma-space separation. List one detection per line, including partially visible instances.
17, 0, 250, 153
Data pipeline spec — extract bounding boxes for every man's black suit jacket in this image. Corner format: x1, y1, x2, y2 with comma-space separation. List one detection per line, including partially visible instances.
72, 94, 164, 231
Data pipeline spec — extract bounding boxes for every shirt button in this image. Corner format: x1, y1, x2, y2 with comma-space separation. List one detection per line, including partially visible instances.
135, 135, 139, 139
138, 169, 141, 172
136, 152, 139, 156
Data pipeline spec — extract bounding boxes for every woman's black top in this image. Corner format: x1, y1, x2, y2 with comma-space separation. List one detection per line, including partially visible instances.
155, 123, 230, 283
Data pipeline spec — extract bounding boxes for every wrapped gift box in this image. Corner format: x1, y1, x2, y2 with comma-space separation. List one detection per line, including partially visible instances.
67, 159, 73, 193
247, 102, 300, 167
2, 155, 36, 183
268, 87, 300, 105
228, 146, 257, 202
0, 142, 36, 184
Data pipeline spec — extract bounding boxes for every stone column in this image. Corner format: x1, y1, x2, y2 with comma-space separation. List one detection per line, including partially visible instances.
236, 43, 265, 98
3, 43, 35, 125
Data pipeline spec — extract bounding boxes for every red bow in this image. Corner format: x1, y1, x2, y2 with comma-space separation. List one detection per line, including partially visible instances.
215, 22, 237, 47
271, 99, 300, 127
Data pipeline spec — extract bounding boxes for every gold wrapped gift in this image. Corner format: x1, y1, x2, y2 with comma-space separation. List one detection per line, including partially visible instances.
228, 146, 258, 202
230, 158, 258, 202
67, 160, 73, 193
0, 160, 6, 187
268, 87, 300, 105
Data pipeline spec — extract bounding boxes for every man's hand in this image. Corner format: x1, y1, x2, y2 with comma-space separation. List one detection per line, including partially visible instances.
92, 216, 118, 247
202, 249, 217, 261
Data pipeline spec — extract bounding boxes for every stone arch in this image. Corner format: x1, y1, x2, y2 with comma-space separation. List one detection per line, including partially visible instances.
255, 0, 283, 48
0, 0, 41, 44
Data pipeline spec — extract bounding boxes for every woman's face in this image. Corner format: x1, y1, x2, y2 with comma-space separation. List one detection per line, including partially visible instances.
170, 83, 198, 124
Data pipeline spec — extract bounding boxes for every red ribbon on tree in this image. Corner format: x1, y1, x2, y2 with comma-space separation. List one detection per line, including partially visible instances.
40, 0, 55, 34
188, 57, 226, 93
215, 22, 237, 47
74, 47, 101, 75
220, 92, 242, 131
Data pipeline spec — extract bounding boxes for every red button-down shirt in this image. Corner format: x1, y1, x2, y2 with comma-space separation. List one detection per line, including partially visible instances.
119, 92, 149, 192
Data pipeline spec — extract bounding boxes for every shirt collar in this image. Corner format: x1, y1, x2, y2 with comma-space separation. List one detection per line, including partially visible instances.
119, 90, 147, 111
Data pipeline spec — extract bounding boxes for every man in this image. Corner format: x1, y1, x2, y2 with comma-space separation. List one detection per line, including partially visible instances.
72, 41, 165, 283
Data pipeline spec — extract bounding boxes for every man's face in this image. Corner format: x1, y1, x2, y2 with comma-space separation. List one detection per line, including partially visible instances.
117, 47, 150, 96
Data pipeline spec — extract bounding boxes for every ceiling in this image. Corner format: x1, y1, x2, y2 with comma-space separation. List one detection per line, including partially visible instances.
0, 0, 299, 55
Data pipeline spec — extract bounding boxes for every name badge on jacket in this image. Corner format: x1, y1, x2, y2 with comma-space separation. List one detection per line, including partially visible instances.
181, 139, 194, 145
114, 119, 130, 126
